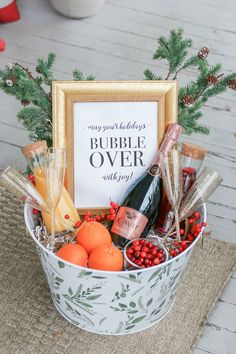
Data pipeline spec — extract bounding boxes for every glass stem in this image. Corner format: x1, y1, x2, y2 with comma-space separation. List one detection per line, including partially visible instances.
174, 208, 181, 241
51, 209, 56, 244
163, 222, 176, 242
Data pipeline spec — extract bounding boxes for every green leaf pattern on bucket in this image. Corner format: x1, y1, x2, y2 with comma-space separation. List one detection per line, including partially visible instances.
58, 261, 65, 269
62, 283, 105, 316
35, 240, 194, 334
37, 248, 64, 290
118, 272, 143, 284
111, 283, 130, 303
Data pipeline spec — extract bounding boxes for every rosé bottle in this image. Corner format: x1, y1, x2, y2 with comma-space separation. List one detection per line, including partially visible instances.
111, 123, 183, 247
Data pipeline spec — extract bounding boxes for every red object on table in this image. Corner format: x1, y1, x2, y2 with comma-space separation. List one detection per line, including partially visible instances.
0, 39, 6, 51
0, 0, 20, 23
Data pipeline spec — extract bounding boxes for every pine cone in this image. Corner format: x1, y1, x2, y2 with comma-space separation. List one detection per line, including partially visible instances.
228, 79, 236, 90
5, 79, 13, 87
198, 47, 209, 59
36, 66, 41, 74
5, 76, 17, 86
21, 99, 30, 106
7, 63, 15, 70
182, 95, 195, 108
207, 74, 218, 85
27, 70, 33, 78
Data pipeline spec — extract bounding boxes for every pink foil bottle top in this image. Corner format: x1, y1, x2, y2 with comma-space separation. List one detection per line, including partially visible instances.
148, 123, 183, 176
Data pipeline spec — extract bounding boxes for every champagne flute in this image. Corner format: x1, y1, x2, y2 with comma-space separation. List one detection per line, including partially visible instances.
163, 167, 223, 239
22, 141, 74, 232
0, 163, 74, 251
160, 150, 183, 241
44, 148, 66, 242
179, 167, 223, 220
0, 165, 48, 211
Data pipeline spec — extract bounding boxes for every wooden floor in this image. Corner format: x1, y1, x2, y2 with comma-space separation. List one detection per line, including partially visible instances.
0, 0, 235, 352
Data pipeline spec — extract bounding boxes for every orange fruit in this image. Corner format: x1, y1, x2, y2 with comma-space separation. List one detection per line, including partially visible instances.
76, 221, 112, 254
56, 243, 88, 266
88, 244, 123, 271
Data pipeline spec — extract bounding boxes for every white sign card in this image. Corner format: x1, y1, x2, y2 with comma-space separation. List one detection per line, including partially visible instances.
73, 101, 158, 209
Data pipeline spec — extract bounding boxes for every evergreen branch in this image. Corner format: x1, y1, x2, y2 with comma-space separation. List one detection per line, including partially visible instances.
165, 69, 171, 80
173, 55, 206, 79
86, 74, 96, 81
202, 72, 236, 99
152, 30, 235, 135
0, 55, 94, 144
47, 52, 56, 69
18, 106, 52, 145
144, 69, 162, 80
73, 69, 95, 81
154, 28, 192, 75
36, 52, 56, 85
178, 106, 209, 135
0, 28, 236, 143
73, 69, 84, 81
0, 65, 51, 108
14, 63, 33, 78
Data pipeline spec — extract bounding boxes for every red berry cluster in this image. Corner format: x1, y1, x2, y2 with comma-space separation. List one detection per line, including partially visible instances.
81, 201, 119, 223
126, 239, 166, 268
28, 174, 35, 185
107, 201, 119, 221
28, 174, 39, 215
169, 240, 188, 257
63, 213, 82, 228
84, 211, 100, 222
169, 212, 207, 257
188, 211, 200, 224
186, 212, 206, 242
64, 201, 119, 228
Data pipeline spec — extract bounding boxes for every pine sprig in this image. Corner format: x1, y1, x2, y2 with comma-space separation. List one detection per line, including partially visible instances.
144, 68, 162, 80
173, 55, 206, 79
154, 28, 192, 79
18, 106, 52, 142
36, 52, 56, 86
203, 72, 236, 99
73, 69, 95, 81
145, 28, 236, 135
0, 53, 94, 145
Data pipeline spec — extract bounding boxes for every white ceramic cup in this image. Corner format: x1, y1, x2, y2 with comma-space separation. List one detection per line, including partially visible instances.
49, 0, 106, 18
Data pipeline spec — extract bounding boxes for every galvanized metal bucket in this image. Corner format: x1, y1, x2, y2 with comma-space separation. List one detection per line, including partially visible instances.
24, 204, 206, 335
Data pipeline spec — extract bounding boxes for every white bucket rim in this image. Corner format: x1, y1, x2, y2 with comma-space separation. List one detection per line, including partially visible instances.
24, 203, 207, 275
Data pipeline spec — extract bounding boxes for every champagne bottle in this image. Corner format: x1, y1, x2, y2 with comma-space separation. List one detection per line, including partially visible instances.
111, 123, 183, 246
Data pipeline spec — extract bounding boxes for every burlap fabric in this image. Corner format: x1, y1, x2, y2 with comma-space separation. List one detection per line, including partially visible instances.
0, 187, 235, 354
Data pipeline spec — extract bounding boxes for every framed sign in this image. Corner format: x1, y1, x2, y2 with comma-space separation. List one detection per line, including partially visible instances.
52, 81, 178, 214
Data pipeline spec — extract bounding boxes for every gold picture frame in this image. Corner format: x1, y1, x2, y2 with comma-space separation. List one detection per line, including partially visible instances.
52, 81, 178, 215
